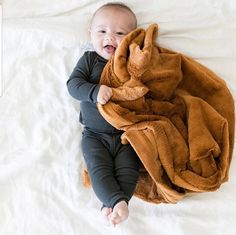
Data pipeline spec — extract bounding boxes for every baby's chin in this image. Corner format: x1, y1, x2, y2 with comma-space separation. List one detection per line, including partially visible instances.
99, 52, 114, 60
103, 54, 113, 60
95, 48, 116, 60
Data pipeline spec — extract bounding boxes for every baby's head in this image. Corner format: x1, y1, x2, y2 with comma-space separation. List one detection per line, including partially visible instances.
89, 2, 137, 60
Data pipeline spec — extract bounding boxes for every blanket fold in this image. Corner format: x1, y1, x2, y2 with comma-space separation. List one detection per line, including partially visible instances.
84, 24, 235, 204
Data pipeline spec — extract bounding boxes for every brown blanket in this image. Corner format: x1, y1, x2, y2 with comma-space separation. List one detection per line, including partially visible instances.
83, 24, 235, 204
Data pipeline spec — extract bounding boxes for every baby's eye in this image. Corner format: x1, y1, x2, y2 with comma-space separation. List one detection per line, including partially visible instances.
98, 30, 106, 34
116, 32, 125, 36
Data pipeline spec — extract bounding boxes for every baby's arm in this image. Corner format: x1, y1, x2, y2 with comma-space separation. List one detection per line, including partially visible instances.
97, 85, 112, 104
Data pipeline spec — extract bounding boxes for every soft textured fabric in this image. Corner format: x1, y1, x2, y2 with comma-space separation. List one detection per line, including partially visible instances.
83, 24, 235, 204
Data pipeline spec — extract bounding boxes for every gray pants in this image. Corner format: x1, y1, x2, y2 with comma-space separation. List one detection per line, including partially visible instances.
81, 128, 140, 209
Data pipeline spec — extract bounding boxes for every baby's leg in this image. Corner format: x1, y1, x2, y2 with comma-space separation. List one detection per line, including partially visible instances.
108, 142, 139, 226
108, 201, 129, 226
114, 143, 140, 201
81, 130, 130, 221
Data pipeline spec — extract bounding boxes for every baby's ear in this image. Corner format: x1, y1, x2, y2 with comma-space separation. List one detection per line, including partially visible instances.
87, 28, 91, 35
87, 28, 92, 40
87, 22, 91, 34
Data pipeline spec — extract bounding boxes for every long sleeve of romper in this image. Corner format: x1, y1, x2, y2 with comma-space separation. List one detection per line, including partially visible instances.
66, 51, 118, 132
67, 52, 100, 103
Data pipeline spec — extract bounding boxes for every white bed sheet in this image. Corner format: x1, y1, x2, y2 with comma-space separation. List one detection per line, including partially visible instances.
1, 0, 236, 234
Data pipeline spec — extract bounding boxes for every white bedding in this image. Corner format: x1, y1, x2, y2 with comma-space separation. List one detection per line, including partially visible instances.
1, 0, 236, 234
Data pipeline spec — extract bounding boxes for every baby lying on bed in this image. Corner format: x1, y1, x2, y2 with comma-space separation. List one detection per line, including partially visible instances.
67, 2, 139, 227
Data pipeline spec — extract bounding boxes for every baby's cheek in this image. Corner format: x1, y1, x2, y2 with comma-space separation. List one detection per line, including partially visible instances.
117, 38, 123, 46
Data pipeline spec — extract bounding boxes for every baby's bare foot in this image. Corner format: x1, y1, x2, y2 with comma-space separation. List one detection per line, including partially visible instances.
109, 201, 129, 226
101, 207, 112, 225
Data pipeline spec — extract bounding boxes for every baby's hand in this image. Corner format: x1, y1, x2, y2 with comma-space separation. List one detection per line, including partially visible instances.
97, 85, 112, 104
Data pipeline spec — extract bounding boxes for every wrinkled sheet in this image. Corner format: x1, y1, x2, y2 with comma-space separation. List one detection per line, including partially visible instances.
1, 0, 236, 234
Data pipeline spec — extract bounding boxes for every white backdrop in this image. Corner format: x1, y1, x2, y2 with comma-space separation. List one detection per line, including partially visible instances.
1, 0, 236, 234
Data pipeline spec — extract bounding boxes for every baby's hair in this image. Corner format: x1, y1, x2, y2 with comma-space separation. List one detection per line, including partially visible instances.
90, 2, 137, 29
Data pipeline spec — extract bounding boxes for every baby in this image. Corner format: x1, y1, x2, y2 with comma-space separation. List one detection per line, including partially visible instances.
67, 2, 139, 226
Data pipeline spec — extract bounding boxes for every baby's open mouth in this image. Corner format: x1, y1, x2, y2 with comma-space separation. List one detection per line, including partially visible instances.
104, 45, 116, 54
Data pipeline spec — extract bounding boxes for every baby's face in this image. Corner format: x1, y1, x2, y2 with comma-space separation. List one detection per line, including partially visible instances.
90, 7, 136, 60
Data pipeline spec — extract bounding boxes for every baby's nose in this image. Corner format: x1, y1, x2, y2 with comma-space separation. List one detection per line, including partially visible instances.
104, 34, 114, 42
